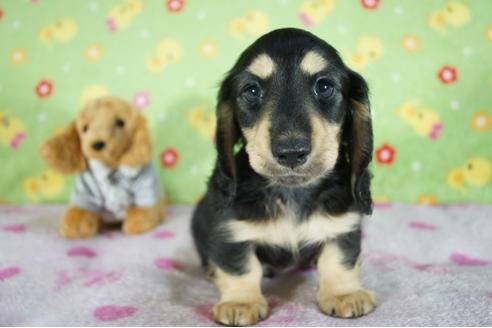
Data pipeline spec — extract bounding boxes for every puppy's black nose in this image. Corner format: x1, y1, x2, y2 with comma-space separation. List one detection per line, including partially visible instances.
92, 141, 105, 151
272, 139, 311, 169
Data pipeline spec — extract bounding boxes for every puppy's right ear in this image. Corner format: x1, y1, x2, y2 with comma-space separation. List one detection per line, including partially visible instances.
40, 121, 86, 174
214, 75, 240, 199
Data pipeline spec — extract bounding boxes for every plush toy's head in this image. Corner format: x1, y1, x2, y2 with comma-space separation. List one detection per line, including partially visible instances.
40, 96, 152, 174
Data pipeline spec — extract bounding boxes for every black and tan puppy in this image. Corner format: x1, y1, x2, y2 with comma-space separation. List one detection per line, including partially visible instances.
192, 28, 374, 326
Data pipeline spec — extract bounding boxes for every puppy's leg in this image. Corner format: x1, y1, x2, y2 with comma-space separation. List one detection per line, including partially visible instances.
212, 252, 268, 326
317, 239, 375, 318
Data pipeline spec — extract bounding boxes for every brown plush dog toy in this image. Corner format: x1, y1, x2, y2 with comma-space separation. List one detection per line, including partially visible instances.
40, 96, 164, 238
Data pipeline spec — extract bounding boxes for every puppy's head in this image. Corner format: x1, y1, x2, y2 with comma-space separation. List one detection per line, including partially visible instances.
40, 96, 152, 173
215, 28, 373, 210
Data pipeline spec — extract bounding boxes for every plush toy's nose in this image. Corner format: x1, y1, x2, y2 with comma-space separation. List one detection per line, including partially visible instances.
92, 141, 106, 151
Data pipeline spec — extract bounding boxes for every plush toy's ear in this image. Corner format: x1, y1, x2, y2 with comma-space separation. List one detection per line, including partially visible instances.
40, 121, 86, 174
213, 75, 240, 199
119, 114, 152, 167
347, 69, 374, 215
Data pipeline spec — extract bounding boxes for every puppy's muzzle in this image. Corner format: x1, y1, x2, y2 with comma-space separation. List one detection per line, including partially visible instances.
272, 138, 311, 169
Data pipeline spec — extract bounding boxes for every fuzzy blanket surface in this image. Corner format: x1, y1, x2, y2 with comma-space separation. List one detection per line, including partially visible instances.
1, 204, 491, 326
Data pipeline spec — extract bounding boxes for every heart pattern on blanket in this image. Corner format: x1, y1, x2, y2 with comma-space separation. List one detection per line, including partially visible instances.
153, 258, 184, 271
152, 229, 175, 239
450, 252, 489, 266
408, 221, 437, 230
93, 305, 137, 321
0, 266, 21, 280
67, 246, 97, 258
1, 224, 26, 233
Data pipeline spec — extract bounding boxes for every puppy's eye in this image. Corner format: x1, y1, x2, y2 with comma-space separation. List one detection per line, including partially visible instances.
115, 118, 125, 128
242, 85, 262, 103
315, 78, 334, 99
82, 124, 89, 133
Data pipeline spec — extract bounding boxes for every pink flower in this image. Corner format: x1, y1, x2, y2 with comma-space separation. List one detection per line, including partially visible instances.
35, 79, 53, 98
133, 91, 150, 109
160, 148, 179, 169
166, 0, 184, 13
437, 66, 458, 84
360, 0, 380, 10
375, 143, 395, 165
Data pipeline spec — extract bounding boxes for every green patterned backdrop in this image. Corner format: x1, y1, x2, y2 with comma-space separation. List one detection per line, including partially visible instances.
1, 0, 491, 205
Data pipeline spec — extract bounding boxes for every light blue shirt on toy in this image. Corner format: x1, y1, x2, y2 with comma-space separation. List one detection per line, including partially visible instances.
70, 160, 162, 223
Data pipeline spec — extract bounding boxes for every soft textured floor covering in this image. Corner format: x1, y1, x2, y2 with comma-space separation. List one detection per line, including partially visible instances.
1, 204, 491, 326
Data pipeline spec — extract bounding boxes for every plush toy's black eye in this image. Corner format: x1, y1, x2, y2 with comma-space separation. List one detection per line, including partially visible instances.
115, 118, 125, 128
82, 124, 89, 132
315, 78, 334, 99
242, 84, 262, 103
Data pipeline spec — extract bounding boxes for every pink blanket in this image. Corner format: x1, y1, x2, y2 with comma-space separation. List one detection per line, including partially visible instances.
1, 205, 491, 326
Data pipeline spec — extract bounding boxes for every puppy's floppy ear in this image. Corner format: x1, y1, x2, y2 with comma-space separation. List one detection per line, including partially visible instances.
119, 113, 152, 167
40, 121, 86, 174
213, 75, 240, 199
347, 69, 373, 214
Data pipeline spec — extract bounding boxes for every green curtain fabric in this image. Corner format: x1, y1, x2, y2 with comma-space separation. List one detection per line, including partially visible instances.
0, 0, 491, 205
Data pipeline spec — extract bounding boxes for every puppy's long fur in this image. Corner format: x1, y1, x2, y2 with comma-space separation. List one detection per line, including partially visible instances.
192, 28, 375, 326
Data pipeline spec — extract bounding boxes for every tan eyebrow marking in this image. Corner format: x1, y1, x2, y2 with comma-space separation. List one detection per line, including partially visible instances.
246, 53, 276, 79
300, 51, 328, 75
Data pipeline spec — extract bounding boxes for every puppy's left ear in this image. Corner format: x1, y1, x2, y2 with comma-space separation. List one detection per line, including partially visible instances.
119, 113, 152, 166
347, 69, 373, 214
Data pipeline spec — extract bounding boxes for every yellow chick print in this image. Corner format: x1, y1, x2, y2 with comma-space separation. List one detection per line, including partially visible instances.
416, 193, 438, 205
447, 158, 491, 193
395, 101, 443, 140
346, 36, 383, 71
0, 111, 26, 150
39, 17, 78, 44
23, 169, 65, 201
229, 11, 269, 38
298, 0, 336, 27
146, 39, 182, 73
429, 1, 470, 33
107, 0, 143, 32
185, 106, 216, 140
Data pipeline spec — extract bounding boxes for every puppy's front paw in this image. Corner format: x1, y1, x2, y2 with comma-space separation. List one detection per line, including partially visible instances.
319, 289, 375, 318
213, 301, 268, 326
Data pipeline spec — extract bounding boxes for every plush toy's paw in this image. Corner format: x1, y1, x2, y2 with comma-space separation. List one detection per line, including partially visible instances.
60, 206, 99, 239
319, 289, 376, 318
213, 301, 268, 326
123, 204, 163, 235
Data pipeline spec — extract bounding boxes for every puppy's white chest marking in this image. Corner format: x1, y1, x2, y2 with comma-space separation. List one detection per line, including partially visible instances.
227, 211, 361, 250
